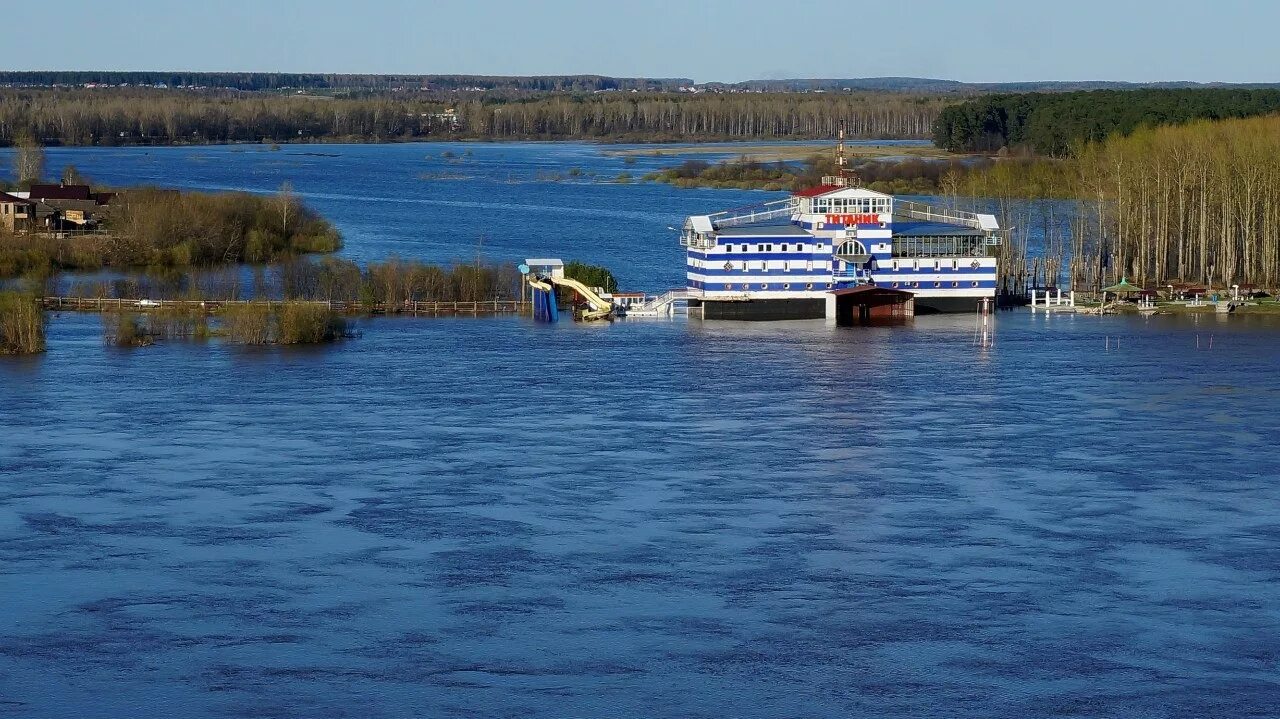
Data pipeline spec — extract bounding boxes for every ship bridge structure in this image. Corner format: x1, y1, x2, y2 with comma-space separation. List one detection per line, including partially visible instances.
680, 177, 1005, 319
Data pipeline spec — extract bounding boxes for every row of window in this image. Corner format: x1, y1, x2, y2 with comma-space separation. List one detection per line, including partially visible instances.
811, 197, 890, 213
721, 282, 832, 291
721, 242, 824, 254
888, 259, 982, 271
890, 281, 981, 289
690, 258, 829, 271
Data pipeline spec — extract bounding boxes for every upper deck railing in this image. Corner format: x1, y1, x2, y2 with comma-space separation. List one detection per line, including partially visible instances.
895, 200, 984, 229
707, 197, 796, 228
895, 199, 1008, 245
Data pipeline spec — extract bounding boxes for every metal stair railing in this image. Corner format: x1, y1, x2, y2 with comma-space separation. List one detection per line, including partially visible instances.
638, 289, 689, 313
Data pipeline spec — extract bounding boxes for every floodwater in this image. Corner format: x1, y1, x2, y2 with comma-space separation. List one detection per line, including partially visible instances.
2, 144, 1280, 718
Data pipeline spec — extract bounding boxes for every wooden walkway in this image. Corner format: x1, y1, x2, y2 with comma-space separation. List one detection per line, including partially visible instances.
41, 297, 532, 316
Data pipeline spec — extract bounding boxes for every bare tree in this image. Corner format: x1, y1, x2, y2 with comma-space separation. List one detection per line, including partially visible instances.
276, 181, 295, 238
14, 131, 44, 185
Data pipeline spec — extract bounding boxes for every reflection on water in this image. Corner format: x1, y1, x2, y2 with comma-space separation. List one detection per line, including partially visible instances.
2, 143, 1279, 717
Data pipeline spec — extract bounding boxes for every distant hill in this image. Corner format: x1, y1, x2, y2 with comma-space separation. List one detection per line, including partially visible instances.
725, 77, 1280, 94
3, 71, 1277, 96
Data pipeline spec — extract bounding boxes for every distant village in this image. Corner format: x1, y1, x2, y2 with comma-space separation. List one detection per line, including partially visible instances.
0, 183, 114, 236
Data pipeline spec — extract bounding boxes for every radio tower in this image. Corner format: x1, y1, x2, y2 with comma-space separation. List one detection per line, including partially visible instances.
837, 120, 859, 187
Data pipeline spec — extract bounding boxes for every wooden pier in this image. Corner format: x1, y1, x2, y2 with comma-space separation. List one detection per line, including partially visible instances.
41, 297, 532, 317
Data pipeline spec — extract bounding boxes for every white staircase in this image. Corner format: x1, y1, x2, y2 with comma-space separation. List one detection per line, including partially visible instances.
626, 289, 689, 317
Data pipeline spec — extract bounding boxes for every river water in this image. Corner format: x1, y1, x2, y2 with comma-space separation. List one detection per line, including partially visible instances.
2, 143, 1279, 718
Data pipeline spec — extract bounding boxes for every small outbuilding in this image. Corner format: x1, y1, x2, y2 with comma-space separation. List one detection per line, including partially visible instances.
831, 285, 914, 326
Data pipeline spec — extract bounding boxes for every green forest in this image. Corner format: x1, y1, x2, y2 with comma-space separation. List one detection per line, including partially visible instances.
932, 88, 1280, 155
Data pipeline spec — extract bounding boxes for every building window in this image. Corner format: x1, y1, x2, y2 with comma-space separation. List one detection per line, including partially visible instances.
806, 283, 813, 290
783, 283, 791, 290
826, 283, 832, 289
952, 281, 959, 288
892, 260, 899, 271
971, 281, 979, 288
741, 244, 747, 252
806, 260, 813, 271
783, 261, 790, 271
766, 244, 773, 252
781, 244, 788, 252
757, 244, 764, 252
952, 259, 959, 270
934, 282, 941, 288
760, 284, 768, 290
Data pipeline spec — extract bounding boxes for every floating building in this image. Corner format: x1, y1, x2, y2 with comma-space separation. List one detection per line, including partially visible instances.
680, 176, 1005, 320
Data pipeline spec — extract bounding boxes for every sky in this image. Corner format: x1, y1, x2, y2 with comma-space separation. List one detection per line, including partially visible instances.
1, 0, 1275, 84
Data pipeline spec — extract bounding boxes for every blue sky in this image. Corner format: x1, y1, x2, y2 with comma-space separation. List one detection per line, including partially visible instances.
1, 0, 1274, 84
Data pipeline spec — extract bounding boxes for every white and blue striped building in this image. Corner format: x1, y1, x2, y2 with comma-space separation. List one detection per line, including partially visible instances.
681, 179, 1003, 319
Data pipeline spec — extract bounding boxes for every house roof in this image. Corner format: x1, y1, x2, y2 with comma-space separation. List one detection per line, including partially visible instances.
27, 183, 94, 201
0, 192, 36, 205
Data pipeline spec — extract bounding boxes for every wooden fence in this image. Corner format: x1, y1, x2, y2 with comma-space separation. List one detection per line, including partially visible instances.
41, 297, 531, 316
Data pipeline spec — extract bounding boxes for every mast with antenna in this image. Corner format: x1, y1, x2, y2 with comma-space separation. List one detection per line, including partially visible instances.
837, 119, 859, 187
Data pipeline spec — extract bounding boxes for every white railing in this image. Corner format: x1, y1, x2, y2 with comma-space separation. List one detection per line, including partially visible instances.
707, 198, 796, 228
895, 200, 985, 229
637, 289, 688, 314
895, 199, 1008, 246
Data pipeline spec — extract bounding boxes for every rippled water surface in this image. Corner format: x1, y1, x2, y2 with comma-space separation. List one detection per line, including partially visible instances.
2, 144, 1280, 718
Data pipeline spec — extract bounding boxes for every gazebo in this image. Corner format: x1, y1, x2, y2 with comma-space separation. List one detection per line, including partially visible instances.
1102, 278, 1146, 302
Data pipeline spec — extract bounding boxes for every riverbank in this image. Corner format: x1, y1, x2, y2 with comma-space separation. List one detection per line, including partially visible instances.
606, 142, 958, 163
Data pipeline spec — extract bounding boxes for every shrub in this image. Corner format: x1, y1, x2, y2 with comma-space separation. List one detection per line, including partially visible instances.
278, 302, 347, 344
0, 292, 45, 354
104, 312, 152, 347
221, 304, 273, 345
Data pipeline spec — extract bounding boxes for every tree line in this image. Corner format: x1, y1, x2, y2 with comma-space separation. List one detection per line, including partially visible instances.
943, 115, 1280, 290
932, 89, 1280, 155
0, 72, 690, 93
0, 89, 951, 145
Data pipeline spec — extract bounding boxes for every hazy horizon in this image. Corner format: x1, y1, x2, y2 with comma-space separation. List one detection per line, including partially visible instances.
0, 0, 1275, 85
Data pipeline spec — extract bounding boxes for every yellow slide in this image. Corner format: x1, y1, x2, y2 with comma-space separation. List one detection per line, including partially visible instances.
530, 276, 613, 321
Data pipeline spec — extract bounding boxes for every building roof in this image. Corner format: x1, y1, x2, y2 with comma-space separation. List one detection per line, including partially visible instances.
716, 224, 811, 237
524, 258, 564, 267
792, 184, 845, 198
0, 192, 36, 205
27, 183, 94, 201
892, 220, 983, 237
830, 285, 914, 298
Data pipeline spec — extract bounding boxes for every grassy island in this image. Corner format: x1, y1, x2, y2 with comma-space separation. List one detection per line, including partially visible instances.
0, 184, 340, 278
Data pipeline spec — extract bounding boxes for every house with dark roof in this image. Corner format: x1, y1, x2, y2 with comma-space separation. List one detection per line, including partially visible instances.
24, 183, 114, 228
